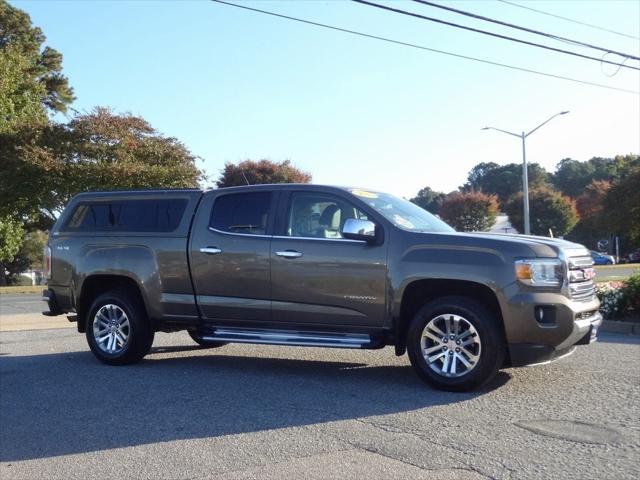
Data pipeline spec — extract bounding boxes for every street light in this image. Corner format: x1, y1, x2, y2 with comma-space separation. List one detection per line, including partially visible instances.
482, 111, 569, 235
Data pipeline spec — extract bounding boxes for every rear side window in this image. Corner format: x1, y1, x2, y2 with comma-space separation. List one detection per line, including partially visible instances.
209, 192, 272, 235
64, 199, 187, 232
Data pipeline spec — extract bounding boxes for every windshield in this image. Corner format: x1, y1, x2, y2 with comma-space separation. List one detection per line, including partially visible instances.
349, 189, 455, 233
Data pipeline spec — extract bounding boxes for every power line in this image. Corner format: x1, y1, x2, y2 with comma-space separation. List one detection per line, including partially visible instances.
498, 0, 640, 41
412, 0, 640, 61
210, 0, 639, 95
352, 0, 639, 71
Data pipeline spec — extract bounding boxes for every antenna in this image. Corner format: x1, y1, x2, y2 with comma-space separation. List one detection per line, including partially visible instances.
241, 171, 251, 185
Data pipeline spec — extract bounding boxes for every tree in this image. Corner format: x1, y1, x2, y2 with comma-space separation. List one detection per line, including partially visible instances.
568, 180, 611, 249
438, 192, 499, 232
3, 230, 47, 285
463, 162, 549, 204
505, 187, 578, 237
551, 155, 639, 198
0, 0, 74, 115
0, 108, 204, 227
0, 216, 24, 285
600, 167, 640, 246
0, 44, 46, 134
216, 159, 311, 188
410, 186, 446, 214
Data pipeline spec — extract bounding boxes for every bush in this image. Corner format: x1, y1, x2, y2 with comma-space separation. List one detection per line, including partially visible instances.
622, 272, 640, 312
596, 281, 626, 319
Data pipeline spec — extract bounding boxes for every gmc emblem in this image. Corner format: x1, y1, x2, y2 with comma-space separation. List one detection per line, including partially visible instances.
583, 268, 596, 280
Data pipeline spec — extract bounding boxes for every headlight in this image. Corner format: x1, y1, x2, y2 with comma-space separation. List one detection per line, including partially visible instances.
515, 259, 564, 287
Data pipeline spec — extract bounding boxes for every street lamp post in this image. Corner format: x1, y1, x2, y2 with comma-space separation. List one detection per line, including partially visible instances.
482, 111, 569, 235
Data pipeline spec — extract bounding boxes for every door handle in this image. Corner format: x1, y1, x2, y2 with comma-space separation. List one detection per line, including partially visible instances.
275, 250, 303, 258
200, 247, 222, 255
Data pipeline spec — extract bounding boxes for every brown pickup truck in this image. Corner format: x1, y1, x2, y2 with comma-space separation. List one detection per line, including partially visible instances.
43, 184, 602, 391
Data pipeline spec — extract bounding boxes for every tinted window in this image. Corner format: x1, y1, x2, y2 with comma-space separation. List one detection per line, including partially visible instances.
210, 192, 272, 235
287, 193, 368, 239
65, 199, 187, 232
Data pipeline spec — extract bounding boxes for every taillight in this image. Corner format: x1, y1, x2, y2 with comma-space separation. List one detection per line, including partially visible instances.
44, 245, 52, 280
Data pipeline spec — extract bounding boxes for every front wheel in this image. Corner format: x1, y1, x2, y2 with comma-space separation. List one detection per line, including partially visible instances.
86, 290, 154, 365
407, 296, 505, 392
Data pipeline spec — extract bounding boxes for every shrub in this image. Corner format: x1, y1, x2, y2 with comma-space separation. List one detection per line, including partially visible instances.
595, 281, 626, 319
622, 272, 640, 312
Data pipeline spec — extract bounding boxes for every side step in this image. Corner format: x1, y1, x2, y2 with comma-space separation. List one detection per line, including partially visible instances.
200, 327, 378, 349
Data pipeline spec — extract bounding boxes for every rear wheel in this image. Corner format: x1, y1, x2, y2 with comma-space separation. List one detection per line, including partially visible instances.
188, 330, 227, 349
407, 296, 505, 392
86, 290, 154, 365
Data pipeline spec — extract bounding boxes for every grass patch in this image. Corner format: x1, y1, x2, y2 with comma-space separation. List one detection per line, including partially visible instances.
0, 285, 44, 295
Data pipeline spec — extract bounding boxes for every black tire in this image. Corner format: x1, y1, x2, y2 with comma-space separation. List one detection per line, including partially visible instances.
188, 330, 227, 349
406, 296, 505, 392
85, 290, 154, 365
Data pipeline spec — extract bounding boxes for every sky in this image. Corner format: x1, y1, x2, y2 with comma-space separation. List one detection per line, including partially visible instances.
13, 0, 640, 198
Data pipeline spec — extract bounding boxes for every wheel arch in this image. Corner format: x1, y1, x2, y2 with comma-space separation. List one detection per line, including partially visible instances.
394, 279, 506, 358
77, 275, 148, 333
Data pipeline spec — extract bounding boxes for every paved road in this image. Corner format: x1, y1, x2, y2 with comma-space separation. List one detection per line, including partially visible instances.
0, 294, 72, 331
0, 328, 638, 480
0, 293, 44, 316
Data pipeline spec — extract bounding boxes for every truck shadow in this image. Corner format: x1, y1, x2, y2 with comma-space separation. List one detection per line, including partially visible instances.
0, 346, 509, 461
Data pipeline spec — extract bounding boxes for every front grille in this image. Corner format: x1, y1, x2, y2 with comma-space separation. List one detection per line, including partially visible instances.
567, 255, 595, 302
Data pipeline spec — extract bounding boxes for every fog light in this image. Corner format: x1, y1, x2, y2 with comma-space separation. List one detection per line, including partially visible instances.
535, 305, 556, 325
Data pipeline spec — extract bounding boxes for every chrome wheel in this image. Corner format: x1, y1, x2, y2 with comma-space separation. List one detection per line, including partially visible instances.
420, 314, 481, 378
92, 304, 130, 354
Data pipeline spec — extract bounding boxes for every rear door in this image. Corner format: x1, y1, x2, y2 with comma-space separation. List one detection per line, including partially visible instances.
270, 191, 388, 327
189, 189, 276, 322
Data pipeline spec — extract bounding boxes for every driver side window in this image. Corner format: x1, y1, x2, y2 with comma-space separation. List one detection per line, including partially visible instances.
287, 193, 368, 239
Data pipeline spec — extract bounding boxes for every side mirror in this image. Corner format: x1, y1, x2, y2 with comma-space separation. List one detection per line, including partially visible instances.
342, 218, 377, 243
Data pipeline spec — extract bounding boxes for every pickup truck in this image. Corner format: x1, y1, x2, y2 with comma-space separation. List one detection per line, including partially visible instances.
43, 184, 602, 391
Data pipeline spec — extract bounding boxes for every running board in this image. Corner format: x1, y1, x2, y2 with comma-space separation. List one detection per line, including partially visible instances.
200, 327, 376, 349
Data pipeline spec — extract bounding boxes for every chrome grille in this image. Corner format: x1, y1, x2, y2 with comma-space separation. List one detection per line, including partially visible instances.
567, 255, 595, 301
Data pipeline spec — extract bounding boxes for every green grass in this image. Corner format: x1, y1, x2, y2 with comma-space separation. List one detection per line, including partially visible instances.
0, 285, 44, 295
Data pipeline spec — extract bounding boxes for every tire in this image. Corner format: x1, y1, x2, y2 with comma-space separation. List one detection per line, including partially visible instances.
406, 296, 505, 392
85, 290, 154, 365
188, 330, 227, 349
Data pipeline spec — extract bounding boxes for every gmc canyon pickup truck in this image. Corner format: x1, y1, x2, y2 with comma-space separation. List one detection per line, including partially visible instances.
43, 184, 602, 391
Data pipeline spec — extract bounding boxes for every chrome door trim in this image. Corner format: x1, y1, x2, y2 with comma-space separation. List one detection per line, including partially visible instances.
208, 226, 272, 239
272, 235, 365, 244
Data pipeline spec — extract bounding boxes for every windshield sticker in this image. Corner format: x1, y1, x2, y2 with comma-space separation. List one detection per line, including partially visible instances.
351, 189, 379, 199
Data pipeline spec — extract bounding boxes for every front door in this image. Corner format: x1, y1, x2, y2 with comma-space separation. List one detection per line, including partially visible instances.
189, 190, 275, 322
270, 191, 388, 327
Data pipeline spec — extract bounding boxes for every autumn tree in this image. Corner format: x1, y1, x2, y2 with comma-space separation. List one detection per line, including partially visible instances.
410, 186, 446, 214
0, 108, 203, 228
505, 187, 578, 237
216, 159, 311, 188
438, 192, 499, 232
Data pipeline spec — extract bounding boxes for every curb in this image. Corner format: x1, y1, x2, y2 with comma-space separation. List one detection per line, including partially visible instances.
600, 320, 640, 335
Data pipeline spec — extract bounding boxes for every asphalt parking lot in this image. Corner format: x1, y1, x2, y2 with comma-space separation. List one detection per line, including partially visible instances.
0, 327, 639, 480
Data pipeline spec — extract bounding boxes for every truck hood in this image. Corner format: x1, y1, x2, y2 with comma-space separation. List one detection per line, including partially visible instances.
453, 231, 590, 258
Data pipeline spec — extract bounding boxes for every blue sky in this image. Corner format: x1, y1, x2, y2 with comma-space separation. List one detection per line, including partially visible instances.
14, 0, 640, 198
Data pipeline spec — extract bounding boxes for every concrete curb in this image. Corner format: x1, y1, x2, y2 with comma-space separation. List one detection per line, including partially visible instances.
600, 320, 640, 335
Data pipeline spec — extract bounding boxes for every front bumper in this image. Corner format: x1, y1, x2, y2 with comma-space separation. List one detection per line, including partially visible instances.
503, 289, 602, 367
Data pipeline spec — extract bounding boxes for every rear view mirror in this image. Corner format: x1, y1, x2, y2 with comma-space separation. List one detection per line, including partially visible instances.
342, 219, 376, 243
